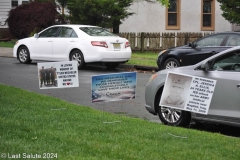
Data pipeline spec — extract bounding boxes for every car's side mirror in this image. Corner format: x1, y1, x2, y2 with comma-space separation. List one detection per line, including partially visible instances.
34, 33, 39, 38
189, 42, 196, 48
200, 61, 210, 71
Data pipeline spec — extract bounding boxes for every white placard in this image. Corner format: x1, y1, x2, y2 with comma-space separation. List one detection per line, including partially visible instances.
185, 76, 216, 114
160, 72, 216, 115
37, 61, 79, 89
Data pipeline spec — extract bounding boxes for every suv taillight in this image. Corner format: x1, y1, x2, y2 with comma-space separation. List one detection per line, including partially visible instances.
91, 41, 108, 48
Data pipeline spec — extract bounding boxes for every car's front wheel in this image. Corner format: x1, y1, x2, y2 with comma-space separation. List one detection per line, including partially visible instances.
163, 58, 180, 69
18, 46, 31, 64
70, 50, 85, 69
158, 106, 191, 127
104, 62, 120, 69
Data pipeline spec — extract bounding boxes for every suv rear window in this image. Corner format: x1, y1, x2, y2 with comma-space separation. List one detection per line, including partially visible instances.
80, 27, 117, 36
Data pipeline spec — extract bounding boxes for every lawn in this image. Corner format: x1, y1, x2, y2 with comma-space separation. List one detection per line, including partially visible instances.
126, 52, 158, 67
0, 84, 240, 160
0, 39, 16, 48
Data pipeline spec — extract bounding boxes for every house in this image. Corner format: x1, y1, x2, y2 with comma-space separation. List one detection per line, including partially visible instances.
0, 0, 30, 29
120, 0, 240, 33
0, 0, 65, 39
0, 0, 30, 39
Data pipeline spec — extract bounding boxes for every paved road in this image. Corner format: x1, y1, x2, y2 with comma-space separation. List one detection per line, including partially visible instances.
0, 57, 160, 123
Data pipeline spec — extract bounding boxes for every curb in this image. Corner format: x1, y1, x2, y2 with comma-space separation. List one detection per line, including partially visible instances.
0, 47, 13, 57
134, 65, 158, 71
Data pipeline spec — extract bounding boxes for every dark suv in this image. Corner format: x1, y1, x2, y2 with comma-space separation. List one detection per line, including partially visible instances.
157, 32, 240, 70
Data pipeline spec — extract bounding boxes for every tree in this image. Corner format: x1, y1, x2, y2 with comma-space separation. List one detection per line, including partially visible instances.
35, 0, 68, 24
108, 0, 135, 33
6, 2, 58, 39
67, 0, 134, 33
217, 0, 240, 25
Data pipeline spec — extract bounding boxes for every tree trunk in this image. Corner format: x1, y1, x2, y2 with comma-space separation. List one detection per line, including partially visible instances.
112, 20, 120, 34
62, 7, 65, 15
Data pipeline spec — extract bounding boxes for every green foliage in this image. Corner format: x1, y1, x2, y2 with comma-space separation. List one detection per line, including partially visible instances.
56, 0, 68, 6
67, 0, 134, 32
6, 2, 58, 39
217, 0, 240, 25
156, 0, 169, 6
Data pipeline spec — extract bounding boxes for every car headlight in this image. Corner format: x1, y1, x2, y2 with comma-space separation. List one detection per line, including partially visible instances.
148, 73, 158, 83
15, 41, 18, 45
158, 49, 167, 57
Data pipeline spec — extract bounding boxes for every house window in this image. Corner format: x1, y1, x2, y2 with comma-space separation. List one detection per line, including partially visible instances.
166, 0, 181, 30
11, 0, 18, 7
202, 0, 215, 31
22, 1, 29, 5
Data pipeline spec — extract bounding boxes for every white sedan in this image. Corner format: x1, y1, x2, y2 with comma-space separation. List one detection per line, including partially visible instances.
13, 24, 132, 69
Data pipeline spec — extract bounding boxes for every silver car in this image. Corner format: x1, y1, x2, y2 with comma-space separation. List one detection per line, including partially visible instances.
145, 46, 240, 127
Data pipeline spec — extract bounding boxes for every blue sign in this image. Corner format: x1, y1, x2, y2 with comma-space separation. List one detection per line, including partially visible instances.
91, 72, 137, 103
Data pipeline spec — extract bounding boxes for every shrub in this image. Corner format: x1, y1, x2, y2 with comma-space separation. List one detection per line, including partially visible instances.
6, 1, 58, 39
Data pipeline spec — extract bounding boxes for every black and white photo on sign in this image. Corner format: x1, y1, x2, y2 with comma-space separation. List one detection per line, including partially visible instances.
38, 65, 57, 88
160, 72, 192, 109
37, 61, 79, 89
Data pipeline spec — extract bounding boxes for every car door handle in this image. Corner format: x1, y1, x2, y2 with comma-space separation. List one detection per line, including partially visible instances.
48, 41, 52, 42
237, 84, 240, 88
70, 41, 75, 42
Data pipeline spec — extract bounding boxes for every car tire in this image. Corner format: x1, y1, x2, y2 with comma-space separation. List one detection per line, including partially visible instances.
163, 58, 180, 69
158, 106, 191, 127
70, 50, 85, 69
104, 62, 120, 69
155, 89, 191, 127
18, 46, 31, 64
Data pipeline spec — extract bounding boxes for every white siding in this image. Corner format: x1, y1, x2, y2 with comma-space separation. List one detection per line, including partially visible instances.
0, 0, 11, 28
120, 0, 232, 32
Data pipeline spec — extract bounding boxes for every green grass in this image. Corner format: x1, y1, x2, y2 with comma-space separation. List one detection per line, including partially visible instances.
0, 39, 17, 48
1, 84, 240, 160
126, 52, 158, 67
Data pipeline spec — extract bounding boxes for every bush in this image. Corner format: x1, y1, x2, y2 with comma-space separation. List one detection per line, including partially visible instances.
0, 28, 14, 39
6, 1, 58, 39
